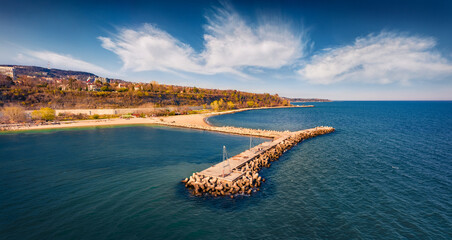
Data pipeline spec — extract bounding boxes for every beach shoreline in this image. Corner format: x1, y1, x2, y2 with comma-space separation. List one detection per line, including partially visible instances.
0, 105, 297, 135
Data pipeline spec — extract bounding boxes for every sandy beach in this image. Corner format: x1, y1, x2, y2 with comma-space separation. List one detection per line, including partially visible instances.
1, 106, 297, 136
0, 112, 212, 132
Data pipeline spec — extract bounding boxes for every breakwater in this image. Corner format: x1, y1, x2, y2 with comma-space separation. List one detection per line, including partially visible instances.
182, 126, 335, 197
155, 119, 286, 138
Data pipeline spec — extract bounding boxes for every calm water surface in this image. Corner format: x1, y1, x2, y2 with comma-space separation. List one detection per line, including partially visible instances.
1, 102, 451, 239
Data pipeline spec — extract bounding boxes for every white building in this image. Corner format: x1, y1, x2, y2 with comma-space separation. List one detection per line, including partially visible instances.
0, 66, 16, 80
88, 84, 100, 91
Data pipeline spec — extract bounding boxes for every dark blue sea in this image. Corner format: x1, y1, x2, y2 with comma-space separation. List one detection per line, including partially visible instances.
1, 101, 451, 239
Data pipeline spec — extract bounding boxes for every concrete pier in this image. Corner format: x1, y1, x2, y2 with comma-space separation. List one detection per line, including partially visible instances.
182, 126, 335, 196
198, 134, 292, 182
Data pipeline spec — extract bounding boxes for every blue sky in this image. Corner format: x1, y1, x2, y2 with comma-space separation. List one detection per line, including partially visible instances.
1, 0, 452, 100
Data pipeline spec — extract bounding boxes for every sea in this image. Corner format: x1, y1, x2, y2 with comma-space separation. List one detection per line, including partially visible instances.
0, 101, 451, 239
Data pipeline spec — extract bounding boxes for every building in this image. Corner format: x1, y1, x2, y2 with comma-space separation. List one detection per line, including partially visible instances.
60, 84, 70, 91
0, 66, 16, 80
95, 77, 109, 83
88, 84, 100, 91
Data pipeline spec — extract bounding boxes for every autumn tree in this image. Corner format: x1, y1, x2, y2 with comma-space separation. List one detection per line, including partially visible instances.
218, 99, 226, 109
227, 101, 235, 110
0, 105, 28, 123
41, 107, 56, 121
210, 100, 220, 111
31, 107, 55, 121
100, 85, 113, 92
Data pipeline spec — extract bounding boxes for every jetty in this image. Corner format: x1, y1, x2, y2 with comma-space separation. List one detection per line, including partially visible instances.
182, 126, 335, 197
155, 120, 285, 139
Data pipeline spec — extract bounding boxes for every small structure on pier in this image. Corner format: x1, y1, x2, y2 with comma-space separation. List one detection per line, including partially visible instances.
221, 146, 231, 177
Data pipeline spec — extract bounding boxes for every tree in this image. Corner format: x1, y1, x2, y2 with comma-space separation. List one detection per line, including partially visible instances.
1, 105, 28, 123
218, 99, 225, 110
210, 100, 220, 111
0, 75, 14, 88
100, 86, 112, 92
31, 110, 41, 120
247, 100, 255, 108
41, 107, 56, 121
227, 101, 235, 110
31, 107, 55, 121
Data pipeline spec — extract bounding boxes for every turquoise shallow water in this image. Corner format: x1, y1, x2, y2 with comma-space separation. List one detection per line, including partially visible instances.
1, 101, 451, 239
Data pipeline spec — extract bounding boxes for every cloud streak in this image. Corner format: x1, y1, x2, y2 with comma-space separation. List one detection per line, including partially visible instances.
298, 32, 452, 84
98, 5, 306, 77
98, 25, 204, 73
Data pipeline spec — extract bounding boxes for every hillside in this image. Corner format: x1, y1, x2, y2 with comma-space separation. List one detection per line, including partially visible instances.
0, 65, 288, 110
1, 65, 95, 80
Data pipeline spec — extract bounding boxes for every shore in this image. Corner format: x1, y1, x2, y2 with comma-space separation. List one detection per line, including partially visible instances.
1, 106, 297, 136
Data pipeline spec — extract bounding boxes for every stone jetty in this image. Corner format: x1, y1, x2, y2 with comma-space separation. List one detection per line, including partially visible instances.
155, 119, 287, 139
182, 126, 335, 197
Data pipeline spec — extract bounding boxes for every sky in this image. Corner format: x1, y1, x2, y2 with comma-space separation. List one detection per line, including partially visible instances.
1, 0, 452, 100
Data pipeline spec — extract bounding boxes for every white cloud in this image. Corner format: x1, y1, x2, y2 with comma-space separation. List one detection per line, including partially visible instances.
298, 32, 452, 84
98, 5, 306, 76
16, 50, 110, 76
202, 4, 305, 71
98, 25, 204, 73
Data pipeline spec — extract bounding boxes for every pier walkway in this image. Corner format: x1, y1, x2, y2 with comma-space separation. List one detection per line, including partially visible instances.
196, 127, 334, 183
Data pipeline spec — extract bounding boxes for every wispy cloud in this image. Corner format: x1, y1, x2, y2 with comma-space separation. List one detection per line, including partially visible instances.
16, 50, 110, 76
98, 4, 306, 77
98, 25, 204, 74
201, 4, 306, 71
298, 32, 452, 84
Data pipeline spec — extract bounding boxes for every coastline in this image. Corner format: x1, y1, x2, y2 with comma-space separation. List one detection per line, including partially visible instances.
0, 105, 298, 135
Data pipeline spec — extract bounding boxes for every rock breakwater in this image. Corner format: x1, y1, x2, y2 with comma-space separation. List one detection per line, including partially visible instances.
156, 120, 286, 138
182, 126, 335, 197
